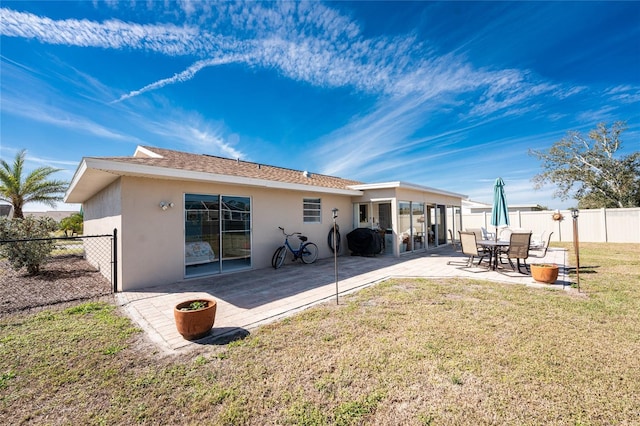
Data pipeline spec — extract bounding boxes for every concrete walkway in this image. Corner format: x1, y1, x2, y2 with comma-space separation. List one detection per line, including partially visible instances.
116, 245, 569, 353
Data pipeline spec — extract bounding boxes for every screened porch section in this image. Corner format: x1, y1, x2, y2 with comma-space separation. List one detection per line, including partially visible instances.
354, 199, 461, 256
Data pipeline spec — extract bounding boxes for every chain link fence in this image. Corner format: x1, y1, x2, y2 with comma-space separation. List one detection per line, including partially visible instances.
0, 232, 117, 315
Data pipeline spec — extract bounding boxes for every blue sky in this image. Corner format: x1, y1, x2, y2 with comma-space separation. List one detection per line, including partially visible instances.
1, 1, 639, 212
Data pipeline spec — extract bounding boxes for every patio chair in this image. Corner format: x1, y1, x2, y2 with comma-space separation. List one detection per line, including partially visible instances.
457, 231, 489, 269
481, 226, 495, 240
530, 230, 547, 249
529, 231, 553, 259
466, 228, 484, 241
498, 228, 512, 242
465, 228, 490, 254
500, 232, 532, 274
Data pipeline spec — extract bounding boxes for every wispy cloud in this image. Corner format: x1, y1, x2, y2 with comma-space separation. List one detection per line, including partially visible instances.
315, 94, 438, 178
0, 57, 141, 143
605, 85, 640, 104
0, 146, 79, 182
1, 2, 568, 120
1, 90, 136, 142
26, 153, 80, 168
0, 8, 205, 55
468, 69, 558, 118
140, 111, 245, 160
113, 56, 246, 103
0, 53, 248, 159
1, 1, 604, 209
576, 106, 619, 125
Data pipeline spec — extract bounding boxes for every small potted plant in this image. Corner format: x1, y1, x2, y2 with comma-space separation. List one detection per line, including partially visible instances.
530, 263, 559, 284
174, 299, 217, 340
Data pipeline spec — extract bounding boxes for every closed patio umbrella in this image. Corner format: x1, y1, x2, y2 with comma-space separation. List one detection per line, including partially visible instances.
491, 177, 510, 241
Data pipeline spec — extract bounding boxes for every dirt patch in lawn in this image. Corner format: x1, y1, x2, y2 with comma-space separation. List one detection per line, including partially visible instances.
0, 255, 112, 315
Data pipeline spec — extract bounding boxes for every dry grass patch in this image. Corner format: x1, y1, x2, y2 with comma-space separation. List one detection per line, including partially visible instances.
1, 243, 639, 425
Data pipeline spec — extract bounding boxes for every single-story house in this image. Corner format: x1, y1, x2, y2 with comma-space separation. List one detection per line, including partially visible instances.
64, 146, 466, 291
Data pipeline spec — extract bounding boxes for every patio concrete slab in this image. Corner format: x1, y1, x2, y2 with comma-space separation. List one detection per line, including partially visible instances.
116, 245, 570, 353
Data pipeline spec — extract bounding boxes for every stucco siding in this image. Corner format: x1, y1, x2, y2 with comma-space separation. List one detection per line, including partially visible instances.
114, 176, 354, 291
83, 179, 122, 222
119, 177, 184, 290
82, 179, 122, 286
254, 190, 352, 266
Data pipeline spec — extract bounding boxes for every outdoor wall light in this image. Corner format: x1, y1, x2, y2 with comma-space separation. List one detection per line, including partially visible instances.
159, 201, 174, 211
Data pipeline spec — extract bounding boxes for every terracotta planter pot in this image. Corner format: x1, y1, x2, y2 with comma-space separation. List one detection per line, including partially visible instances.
174, 299, 217, 340
530, 264, 559, 284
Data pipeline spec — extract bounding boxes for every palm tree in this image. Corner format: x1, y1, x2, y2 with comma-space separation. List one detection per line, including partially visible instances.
0, 149, 68, 219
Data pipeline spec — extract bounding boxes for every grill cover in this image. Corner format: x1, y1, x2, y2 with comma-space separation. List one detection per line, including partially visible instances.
346, 228, 382, 256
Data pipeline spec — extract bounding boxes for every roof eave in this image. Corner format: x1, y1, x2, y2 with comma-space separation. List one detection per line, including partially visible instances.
64, 158, 121, 204
349, 181, 467, 200
65, 158, 363, 203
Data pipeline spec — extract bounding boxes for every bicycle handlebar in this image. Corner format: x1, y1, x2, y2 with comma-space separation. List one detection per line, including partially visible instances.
278, 226, 301, 237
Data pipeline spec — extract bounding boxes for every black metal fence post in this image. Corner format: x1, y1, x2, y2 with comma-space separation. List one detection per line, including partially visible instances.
112, 228, 118, 293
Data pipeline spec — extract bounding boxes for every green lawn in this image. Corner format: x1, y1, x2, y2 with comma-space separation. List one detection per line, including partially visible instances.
1, 243, 639, 425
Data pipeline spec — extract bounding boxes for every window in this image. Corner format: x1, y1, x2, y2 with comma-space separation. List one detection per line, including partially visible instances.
303, 198, 321, 223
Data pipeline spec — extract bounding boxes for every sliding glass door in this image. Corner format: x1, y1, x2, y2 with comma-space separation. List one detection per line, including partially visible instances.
412, 202, 425, 250
436, 204, 447, 245
399, 201, 411, 253
184, 193, 251, 278
399, 201, 426, 253
220, 196, 251, 273
427, 203, 447, 247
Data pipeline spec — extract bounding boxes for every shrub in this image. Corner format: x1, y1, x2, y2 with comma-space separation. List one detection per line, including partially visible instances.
0, 216, 57, 275
59, 212, 83, 236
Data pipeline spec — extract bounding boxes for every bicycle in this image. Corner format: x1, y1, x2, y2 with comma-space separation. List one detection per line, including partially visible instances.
271, 227, 319, 269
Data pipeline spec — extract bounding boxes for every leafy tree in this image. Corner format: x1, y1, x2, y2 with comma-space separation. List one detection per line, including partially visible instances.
529, 121, 640, 208
0, 216, 57, 275
59, 212, 83, 236
0, 149, 68, 219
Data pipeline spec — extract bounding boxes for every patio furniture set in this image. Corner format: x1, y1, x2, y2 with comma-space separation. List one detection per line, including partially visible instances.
453, 228, 554, 276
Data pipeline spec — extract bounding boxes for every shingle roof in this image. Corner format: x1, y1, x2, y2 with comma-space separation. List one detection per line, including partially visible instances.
99, 146, 363, 190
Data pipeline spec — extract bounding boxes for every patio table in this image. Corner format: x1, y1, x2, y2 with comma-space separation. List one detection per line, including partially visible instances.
478, 239, 510, 270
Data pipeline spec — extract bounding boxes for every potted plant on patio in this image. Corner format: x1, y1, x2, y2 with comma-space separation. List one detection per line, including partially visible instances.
174, 298, 217, 340
530, 263, 559, 284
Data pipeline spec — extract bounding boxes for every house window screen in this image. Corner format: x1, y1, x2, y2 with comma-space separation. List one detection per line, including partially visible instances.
303, 198, 321, 223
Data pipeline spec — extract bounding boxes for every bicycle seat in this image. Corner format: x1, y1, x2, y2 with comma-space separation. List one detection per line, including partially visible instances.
298, 235, 308, 242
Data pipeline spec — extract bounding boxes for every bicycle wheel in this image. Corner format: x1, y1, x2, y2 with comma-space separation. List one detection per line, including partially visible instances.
272, 246, 286, 269
300, 242, 318, 264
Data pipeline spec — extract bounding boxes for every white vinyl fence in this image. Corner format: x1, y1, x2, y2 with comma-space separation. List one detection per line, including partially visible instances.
461, 208, 640, 243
